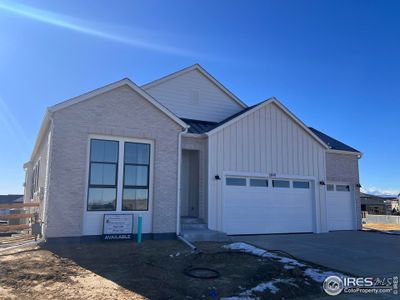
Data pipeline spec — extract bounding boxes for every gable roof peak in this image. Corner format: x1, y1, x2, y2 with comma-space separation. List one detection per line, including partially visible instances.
141, 64, 247, 108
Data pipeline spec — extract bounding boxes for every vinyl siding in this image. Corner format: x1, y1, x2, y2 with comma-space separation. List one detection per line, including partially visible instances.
144, 69, 243, 122
208, 102, 328, 232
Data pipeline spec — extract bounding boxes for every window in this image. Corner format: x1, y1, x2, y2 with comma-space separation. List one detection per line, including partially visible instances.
30, 160, 40, 199
122, 142, 150, 211
327, 184, 334, 191
87, 139, 118, 211
336, 184, 350, 192
272, 180, 290, 188
250, 178, 268, 187
226, 177, 246, 186
293, 181, 310, 189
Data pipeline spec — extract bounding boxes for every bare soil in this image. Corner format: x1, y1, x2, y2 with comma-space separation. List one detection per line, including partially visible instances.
0, 240, 328, 300
363, 223, 400, 232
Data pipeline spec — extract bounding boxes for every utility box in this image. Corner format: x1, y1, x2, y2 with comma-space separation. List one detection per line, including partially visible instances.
31, 223, 42, 237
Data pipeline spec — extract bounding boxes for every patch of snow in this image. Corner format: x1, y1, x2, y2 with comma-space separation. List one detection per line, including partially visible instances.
303, 268, 344, 283
228, 278, 298, 299
278, 256, 306, 267
223, 242, 305, 267
169, 251, 181, 258
223, 242, 346, 298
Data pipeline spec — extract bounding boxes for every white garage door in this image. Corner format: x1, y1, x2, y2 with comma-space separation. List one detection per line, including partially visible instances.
326, 183, 354, 231
223, 176, 314, 234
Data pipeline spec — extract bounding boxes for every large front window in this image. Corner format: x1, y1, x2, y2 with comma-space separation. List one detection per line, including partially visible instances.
122, 142, 150, 211
87, 138, 151, 211
87, 139, 118, 211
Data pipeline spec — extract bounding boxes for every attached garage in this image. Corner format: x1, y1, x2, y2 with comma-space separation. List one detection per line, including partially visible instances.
222, 176, 315, 234
326, 183, 355, 231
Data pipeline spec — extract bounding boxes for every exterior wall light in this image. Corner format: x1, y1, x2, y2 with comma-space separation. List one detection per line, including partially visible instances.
215, 175, 221, 180
319, 181, 325, 185
356, 183, 362, 188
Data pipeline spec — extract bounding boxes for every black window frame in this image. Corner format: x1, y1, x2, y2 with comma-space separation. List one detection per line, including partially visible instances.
122, 142, 151, 211
87, 139, 119, 211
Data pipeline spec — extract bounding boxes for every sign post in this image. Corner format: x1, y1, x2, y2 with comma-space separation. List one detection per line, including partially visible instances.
137, 216, 142, 243
103, 214, 133, 240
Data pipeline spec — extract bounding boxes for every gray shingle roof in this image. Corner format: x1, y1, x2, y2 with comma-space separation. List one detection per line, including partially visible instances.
181, 119, 218, 134
0, 195, 23, 205
308, 127, 360, 153
182, 109, 360, 153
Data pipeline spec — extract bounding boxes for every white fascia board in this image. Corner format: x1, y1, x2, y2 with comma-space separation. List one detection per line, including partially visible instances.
327, 149, 363, 158
28, 110, 52, 162
182, 133, 207, 138
48, 78, 188, 129
141, 64, 247, 109
206, 97, 329, 150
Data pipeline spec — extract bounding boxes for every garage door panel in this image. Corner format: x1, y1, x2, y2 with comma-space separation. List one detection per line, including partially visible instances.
223, 178, 314, 234
326, 183, 354, 231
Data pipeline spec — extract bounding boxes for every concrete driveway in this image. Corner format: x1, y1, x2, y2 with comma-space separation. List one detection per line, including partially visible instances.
232, 231, 400, 277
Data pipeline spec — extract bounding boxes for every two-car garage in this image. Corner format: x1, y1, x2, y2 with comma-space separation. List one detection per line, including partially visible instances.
222, 176, 315, 234
207, 99, 360, 235
222, 176, 355, 235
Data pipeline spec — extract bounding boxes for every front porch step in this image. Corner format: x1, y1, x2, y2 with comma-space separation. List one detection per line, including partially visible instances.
180, 228, 231, 242
181, 217, 205, 224
181, 223, 208, 230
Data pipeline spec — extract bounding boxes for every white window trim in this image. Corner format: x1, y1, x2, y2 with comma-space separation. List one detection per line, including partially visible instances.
84, 134, 154, 216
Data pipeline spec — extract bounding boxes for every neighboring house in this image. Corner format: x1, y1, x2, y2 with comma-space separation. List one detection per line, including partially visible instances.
0, 194, 23, 225
23, 64, 362, 240
360, 193, 399, 215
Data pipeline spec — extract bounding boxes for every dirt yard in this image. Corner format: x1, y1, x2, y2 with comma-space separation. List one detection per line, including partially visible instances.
363, 223, 400, 232
0, 239, 338, 300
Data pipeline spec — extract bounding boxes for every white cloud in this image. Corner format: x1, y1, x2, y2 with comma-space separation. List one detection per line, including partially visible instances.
361, 186, 399, 197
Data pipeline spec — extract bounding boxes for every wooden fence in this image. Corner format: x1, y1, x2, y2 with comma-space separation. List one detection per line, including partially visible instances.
0, 202, 40, 234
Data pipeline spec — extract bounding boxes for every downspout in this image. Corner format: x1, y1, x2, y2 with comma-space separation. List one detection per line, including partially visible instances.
41, 113, 54, 239
176, 127, 188, 236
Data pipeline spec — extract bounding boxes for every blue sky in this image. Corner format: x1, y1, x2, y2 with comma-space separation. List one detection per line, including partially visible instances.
0, 0, 399, 196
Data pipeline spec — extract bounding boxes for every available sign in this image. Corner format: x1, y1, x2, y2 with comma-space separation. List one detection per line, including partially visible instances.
103, 214, 133, 240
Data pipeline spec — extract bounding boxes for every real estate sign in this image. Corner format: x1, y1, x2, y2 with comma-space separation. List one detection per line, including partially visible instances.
103, 214, 133, 240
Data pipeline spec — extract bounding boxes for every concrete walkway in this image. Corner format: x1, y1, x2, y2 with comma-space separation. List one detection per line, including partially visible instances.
233, 231, 400, 277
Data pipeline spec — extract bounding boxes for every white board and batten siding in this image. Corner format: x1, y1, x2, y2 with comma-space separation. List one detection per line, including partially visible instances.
207, 102, 329, 233
143, 69, 243, 122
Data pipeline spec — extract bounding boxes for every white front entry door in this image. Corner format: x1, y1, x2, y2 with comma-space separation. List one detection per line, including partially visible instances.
222, 176, 314, 235
326, 183, 354, 231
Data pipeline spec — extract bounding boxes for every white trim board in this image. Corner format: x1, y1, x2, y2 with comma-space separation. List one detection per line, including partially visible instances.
207, 97, 329, 150
141, 64, 247, 109
49, 78, 188, 128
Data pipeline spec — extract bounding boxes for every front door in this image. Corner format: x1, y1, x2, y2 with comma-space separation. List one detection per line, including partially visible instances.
181, 150, 199, 217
